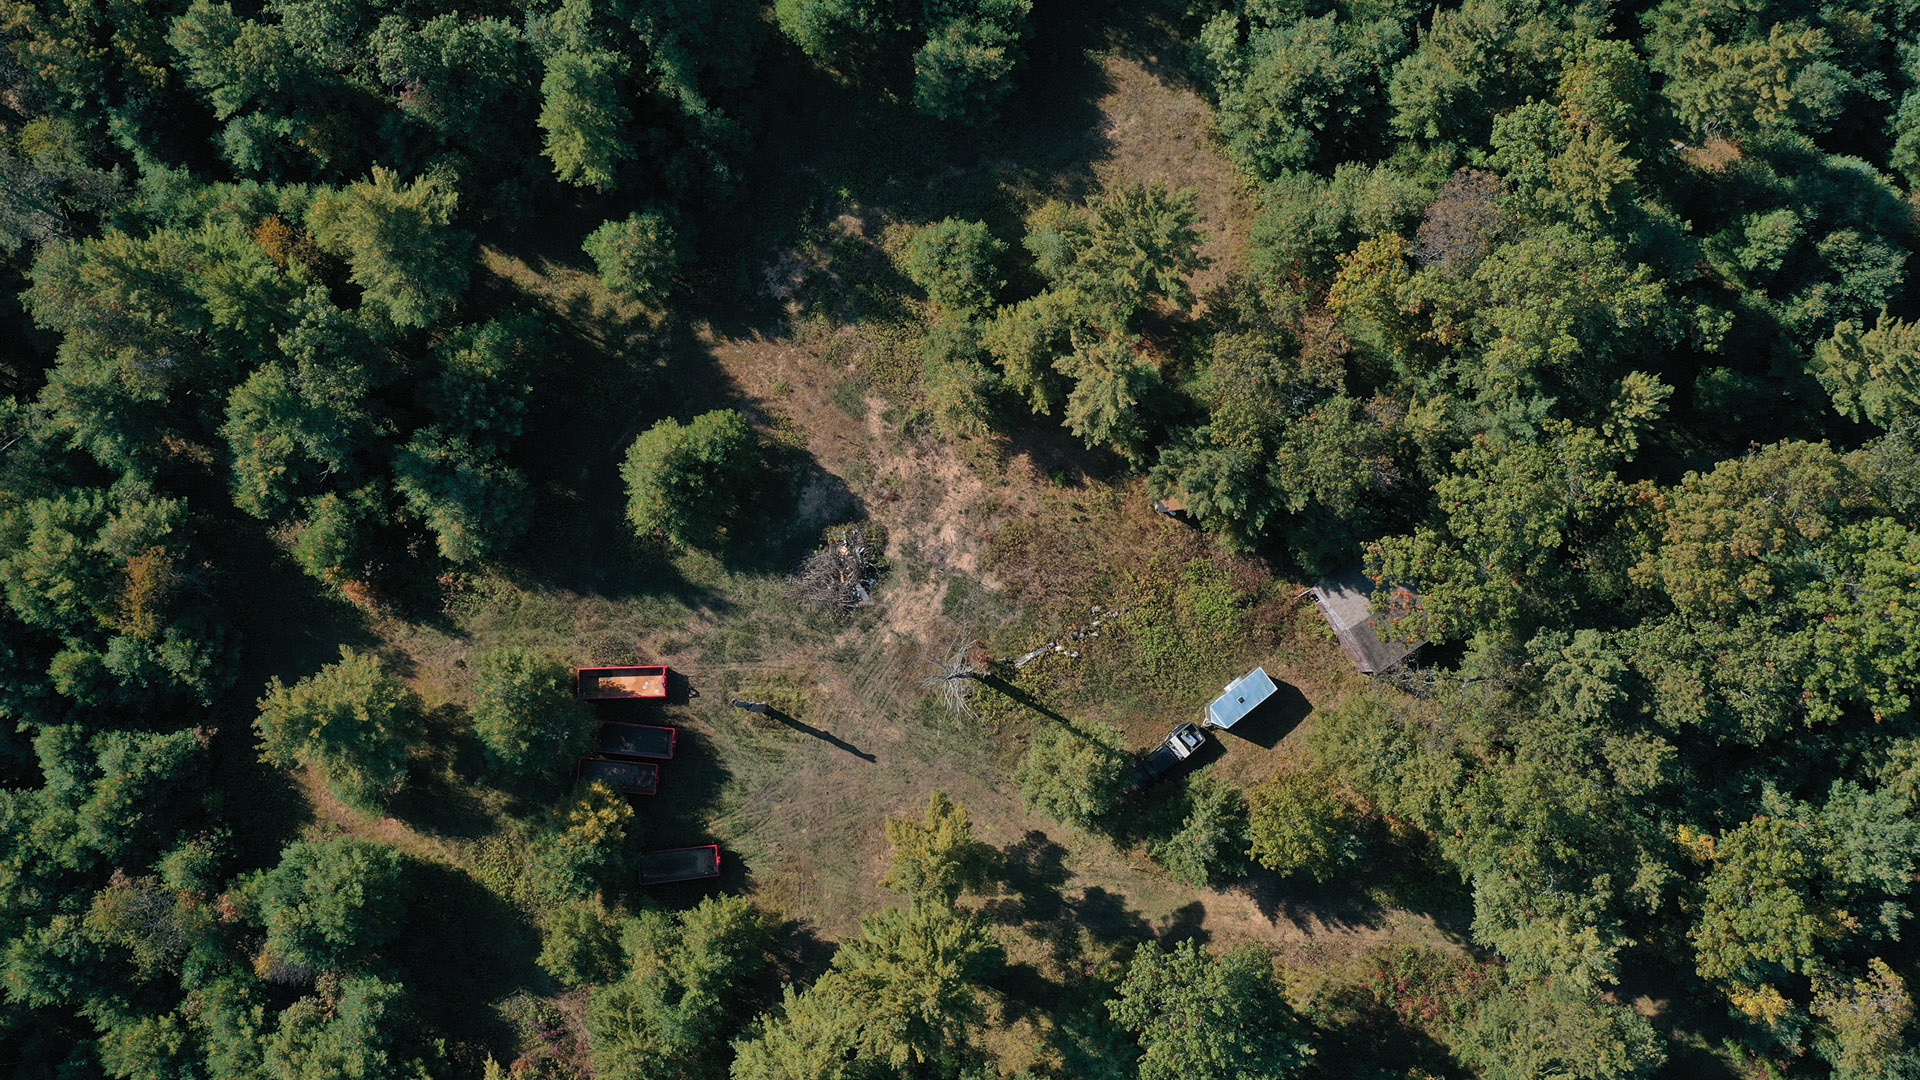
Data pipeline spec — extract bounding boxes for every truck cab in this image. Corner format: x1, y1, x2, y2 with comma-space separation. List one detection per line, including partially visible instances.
1136, 722, 1208, 786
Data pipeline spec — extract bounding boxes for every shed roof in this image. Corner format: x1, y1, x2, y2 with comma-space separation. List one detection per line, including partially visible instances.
1310, 566, 1423, 674
1208, 666, 1278, 729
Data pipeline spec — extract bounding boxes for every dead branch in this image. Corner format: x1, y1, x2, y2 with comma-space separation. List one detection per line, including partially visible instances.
789, 525, 882, 611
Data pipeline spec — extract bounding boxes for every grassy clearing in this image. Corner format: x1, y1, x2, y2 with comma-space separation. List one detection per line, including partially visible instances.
235, 31, 1474, 1072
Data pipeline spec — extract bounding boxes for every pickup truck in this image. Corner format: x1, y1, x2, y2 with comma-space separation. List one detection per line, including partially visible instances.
1136, 722, 1207, 786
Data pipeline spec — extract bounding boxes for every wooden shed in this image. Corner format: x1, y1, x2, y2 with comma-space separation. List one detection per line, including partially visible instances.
1310, 567, 1423, 674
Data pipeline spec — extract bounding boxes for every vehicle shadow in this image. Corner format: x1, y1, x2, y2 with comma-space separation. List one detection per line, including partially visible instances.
1214, 681, 1312, 750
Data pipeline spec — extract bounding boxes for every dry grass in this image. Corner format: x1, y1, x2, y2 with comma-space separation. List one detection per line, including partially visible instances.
1090, 55, 1257, 300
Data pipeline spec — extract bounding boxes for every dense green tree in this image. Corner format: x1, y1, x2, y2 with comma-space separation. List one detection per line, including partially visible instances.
534, 782, 637, 900
222, 359, 377, 521
1015, 721, 1134, 832
426, 316, 541, 445
262, 973, 436, 1080
980, 289, 1076, 413
237, 838, 412, 975
1249, 163, 1427, 286
1811, 959, 1920, 1080
254, 646, 424, 813
539, 902, 624, 988
1455, 977, 1664, 1080
0, 118, 125, 254
1813, 310, 1920, 430
1387, 0, 1592, 151
921, 319, 1002, 439
1074, 183, 1208, 327
392, 428, 530, 564
0, 488, 229, 704
621, 409, 757, 548
912, 10, 1028, 123
589, 895, 771, 1080
730, 902, 1002, 1080
904, 218, 1006, 316
881, 791, 999, 905
1204, 10, 1407, 179
1110, 939, 1313, 1080
470, 646, 591, 777
307, 168, 471, 329
585, 211, 683, 304
1642, 0, 1857, 140
1245, 764, 1362, 883
26, 220, 297, 479
1150, 777, 1250, 888
775, 0, 1030, 123
1057, 334, 1163, 464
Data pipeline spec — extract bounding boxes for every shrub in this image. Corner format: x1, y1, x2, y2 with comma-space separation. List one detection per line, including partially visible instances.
1151, 777, 1250, 887
239, 838, 412, 974
1016, 720, 1134, 832
903, 218, 1006, 315
539, 902, 625, 987
254, 647, 423, 813
533, 782, 636, 900
1246, 762, 1363, 882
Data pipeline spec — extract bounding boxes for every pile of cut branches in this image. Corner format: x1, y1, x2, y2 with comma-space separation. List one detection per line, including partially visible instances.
790, 525, 883, 611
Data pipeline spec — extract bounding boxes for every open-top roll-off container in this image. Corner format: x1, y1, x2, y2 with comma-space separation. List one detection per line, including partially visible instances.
594, 721, 677, 760
576, 756, 660, 795
640, 844, 722, 885
576, 665, 670, 701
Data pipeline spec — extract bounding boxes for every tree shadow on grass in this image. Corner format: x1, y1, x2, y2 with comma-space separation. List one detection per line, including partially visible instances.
208, 725, 315, 876
1074, 886, 1154, 949
395, 861, 549, 1055
979, 673, 1075, 726
1226, 824, 1475, 938
1154, 900, 1209, 947
390, 706, 499, 841
632, 725, 738, 846
674, 0, 1123, 342
768, 915, 839, 989
984, 830, 1071, 925
217, 523, 381, 693
761, 706, 876, 762
992, 416, 1127, 491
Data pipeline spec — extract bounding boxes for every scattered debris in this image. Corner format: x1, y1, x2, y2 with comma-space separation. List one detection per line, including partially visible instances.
1000, 606, 1128, 669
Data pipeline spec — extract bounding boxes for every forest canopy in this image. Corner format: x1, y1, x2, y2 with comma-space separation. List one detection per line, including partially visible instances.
3, 0, 1919, 1078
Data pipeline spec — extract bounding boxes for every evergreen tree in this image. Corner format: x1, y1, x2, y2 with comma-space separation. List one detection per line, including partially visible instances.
621, 409, 757, 548
1110, 939, 1313, 1080
254, 647, 424, 813
470, 646, 590, 777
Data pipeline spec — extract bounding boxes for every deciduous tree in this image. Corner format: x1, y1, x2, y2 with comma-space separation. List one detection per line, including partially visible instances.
1110, 939, 1313, 1080
471, 646, 591, 777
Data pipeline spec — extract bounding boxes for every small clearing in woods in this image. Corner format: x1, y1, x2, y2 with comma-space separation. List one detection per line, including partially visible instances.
360, 44, 1466, 1039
